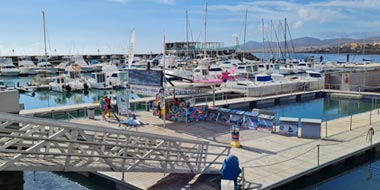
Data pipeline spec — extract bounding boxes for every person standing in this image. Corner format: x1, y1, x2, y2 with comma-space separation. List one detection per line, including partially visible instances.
99, 98, 107, 121
105, 96, 112, 117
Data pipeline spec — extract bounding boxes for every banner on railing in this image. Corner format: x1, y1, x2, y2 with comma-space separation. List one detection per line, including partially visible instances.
116, 95, 129, 115
278, 117, 299, 136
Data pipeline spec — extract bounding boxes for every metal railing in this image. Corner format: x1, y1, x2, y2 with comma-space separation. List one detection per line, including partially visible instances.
0, 112, 230, 174
239, 107, 380, 189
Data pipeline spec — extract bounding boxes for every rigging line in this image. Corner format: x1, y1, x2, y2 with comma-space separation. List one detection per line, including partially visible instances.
265, 22, 274, 58
273, 21, 284, 61
286, 21, 296, 60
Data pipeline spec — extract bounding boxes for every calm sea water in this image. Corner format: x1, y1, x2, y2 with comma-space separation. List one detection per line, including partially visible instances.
1, 75, 139, 110
265, 97, 380, 122
306, 159, 380, 190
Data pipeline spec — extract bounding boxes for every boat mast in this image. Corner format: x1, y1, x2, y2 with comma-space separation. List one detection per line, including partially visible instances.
243, 8, 248, 63
203, 2, 208, 59
186, 10, 189, 58
270, 20, 274, 61
261, 18, 265, 62
284, 18, 287, 61
42, 11, 48, 57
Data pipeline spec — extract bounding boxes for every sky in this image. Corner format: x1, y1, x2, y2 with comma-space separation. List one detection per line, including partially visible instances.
0, 0, 379, 56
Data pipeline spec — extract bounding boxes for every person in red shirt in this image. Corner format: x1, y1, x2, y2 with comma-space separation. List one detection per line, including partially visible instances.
104, 96, 112, 116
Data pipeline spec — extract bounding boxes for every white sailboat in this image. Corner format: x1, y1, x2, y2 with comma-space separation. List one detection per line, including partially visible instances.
37, 11, 57, 74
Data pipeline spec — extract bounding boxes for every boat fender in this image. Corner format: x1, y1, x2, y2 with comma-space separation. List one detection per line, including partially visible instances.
84, 83, 89, 90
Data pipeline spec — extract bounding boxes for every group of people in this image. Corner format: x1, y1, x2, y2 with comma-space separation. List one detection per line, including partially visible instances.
99, 95, 112, 121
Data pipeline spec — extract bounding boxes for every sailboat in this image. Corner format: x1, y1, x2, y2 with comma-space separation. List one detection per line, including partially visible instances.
37, 11, 57, 74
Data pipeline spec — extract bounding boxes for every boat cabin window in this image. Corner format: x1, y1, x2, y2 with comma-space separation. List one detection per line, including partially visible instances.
209, 67, 222, 72
309, 73, 322, 78
70, 71, 80, 79
258, 65, 264, 68
257, 75, 272, 82
97, 74, 106, 83
111, 73, 118, 78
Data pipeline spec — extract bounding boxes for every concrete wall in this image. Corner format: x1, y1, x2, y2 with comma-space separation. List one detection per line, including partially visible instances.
327, 70, 380, 91
0, 90, 20, 113
247, 80, 324, 97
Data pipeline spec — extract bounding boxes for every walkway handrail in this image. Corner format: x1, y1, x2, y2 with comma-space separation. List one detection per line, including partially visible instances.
0, 112, 230, 174
0, 112, 209, 145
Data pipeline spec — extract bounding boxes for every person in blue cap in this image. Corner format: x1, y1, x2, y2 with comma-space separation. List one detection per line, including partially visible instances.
221, 155, 241, 189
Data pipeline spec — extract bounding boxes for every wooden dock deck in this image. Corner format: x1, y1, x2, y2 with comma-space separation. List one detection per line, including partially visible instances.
67, 106, 380, 190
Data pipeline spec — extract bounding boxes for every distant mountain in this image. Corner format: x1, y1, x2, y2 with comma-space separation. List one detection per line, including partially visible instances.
240, 41, 262, 50
240, 36, 380, 51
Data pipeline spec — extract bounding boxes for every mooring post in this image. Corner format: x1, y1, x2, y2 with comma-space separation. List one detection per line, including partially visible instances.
317, 144, 320, 166
350, 114, 352, 131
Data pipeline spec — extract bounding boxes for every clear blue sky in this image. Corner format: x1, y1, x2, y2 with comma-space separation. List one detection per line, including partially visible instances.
0, 0, 379, 56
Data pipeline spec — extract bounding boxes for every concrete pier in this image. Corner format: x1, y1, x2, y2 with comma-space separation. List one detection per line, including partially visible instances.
18, 89, 380, 189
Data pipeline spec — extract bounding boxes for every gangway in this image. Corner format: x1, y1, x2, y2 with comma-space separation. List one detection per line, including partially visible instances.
0, 112, 230, 174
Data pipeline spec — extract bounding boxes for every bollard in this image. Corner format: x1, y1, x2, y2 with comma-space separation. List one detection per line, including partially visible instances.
230, 125, 240, 148
317, 144, 320, 166
350, 115, 352, 131
367, 128, 375, 145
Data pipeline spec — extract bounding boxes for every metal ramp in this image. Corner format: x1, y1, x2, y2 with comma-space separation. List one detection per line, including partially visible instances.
0, 112, 230, 174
